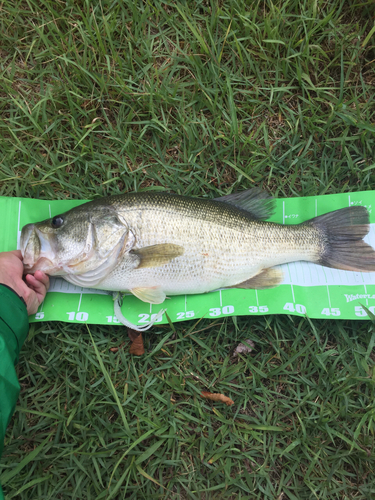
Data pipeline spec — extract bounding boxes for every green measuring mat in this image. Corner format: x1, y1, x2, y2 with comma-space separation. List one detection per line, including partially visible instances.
0, 191, 374, 324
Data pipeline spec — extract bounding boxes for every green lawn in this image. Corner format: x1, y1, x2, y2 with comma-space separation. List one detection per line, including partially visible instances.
1, 0, 375, 498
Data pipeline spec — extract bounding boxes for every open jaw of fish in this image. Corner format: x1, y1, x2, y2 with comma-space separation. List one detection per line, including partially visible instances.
20, 189, 375, 330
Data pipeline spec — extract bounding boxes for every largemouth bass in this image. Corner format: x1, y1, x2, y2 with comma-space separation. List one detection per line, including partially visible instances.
20, 189, 375, 306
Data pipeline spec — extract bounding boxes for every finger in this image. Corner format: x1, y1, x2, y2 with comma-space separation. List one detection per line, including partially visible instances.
33, 270, 50, 290
25, 274, 48, 301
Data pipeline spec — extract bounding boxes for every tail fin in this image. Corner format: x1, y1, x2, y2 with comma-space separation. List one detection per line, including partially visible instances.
310, 206, 375, 272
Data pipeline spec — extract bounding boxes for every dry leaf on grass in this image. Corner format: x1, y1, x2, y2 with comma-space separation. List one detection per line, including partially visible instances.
109, 342, 126, 353
128, 329, 140, 342
232, 339, 255, 358
200, 391, 234, 406
128, 329, 145, 356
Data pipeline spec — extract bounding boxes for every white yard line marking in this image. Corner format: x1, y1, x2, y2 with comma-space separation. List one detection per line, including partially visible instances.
283, 201, 285, 225
287, 264, 292, 283
219, 290, 222, 307
77, 293, 82, 312
291, 284, 295, 303
326, 285, 332, 309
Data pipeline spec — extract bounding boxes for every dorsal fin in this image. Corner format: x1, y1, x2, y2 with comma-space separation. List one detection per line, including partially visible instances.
214, 188, 274, 220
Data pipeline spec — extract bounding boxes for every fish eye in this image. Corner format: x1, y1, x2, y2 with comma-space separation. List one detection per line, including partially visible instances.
51, 215, 64, 229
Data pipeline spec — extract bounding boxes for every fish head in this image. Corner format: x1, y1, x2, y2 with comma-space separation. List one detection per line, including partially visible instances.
21, 205, 132, 279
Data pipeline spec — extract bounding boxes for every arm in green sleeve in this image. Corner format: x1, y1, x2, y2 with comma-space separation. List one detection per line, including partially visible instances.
0, 284, 29, 499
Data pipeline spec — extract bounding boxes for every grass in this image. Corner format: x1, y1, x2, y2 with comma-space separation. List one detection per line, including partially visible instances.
1, 0, 375, 497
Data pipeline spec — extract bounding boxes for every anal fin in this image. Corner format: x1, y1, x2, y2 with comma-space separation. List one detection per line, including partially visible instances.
131, 287, 167, 304
231, 268, 283, 290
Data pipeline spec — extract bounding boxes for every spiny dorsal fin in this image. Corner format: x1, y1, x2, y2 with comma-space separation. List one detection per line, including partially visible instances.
132, 243, 184, 269
214, 188, 275, 220
230, 268, 283, 290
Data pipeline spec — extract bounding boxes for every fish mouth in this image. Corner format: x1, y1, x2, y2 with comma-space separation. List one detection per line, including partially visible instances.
20, 223, 58, 274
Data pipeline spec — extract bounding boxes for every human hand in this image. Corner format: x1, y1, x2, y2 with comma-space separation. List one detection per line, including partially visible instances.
0, 250, 50, 315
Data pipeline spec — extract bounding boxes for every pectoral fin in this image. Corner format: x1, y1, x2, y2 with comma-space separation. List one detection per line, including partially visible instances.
231, 268, 283, 290
132, 243, 184, 269
131, 287, 166, 304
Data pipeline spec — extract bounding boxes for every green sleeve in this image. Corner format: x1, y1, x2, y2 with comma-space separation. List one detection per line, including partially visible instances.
0, 285, 29, 499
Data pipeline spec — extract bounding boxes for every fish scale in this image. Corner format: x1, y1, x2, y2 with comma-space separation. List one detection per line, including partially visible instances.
20, 189, 375, 305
